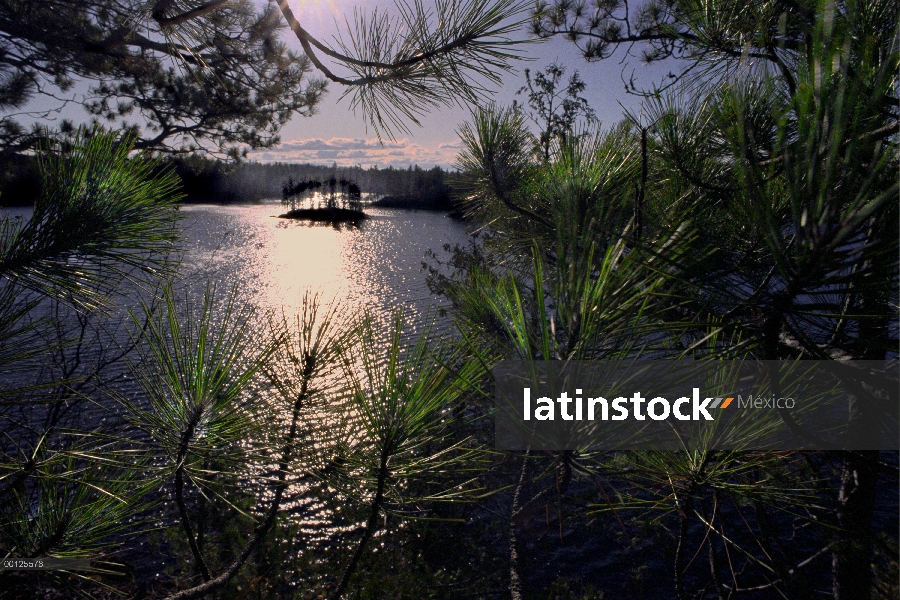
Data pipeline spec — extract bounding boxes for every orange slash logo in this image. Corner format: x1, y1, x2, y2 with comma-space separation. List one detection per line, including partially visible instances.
709, 397, 734, 409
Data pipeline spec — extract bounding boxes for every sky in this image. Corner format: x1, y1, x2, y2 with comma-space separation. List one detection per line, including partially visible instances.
15, 0, 680, 170
248, 0, 677, 169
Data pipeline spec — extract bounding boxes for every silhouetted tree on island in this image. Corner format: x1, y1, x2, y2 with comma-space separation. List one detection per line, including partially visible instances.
281, 177, 322, 210
281, 173, 362, 212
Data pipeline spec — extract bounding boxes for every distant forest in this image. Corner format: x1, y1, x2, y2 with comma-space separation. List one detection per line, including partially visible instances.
0, 155, 457, 208
171, 156, 458, 205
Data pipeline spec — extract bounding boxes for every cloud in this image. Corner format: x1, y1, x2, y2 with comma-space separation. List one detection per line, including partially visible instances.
247, 136, 462, 169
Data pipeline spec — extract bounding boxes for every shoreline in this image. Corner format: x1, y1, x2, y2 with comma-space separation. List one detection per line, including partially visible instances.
278, 206, 368, 223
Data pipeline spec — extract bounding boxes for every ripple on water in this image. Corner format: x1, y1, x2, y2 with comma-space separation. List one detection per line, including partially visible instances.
177, 203, 471, 340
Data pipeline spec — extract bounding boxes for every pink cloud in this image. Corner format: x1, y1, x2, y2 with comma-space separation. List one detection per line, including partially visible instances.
247, 136, 462, 169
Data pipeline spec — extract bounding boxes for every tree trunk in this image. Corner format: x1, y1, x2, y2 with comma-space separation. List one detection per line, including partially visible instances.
832, 450, 878, 600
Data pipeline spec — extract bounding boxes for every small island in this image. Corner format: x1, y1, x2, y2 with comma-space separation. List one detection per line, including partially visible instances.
278, 206, 367, 224
279, 175, 367, 224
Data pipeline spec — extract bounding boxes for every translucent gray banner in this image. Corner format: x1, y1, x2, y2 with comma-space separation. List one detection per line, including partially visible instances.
0, 557, 93, 571
493, 360, 898, 451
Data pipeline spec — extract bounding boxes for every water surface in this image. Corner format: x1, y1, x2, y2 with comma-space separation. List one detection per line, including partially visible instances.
176, 202, 472, 336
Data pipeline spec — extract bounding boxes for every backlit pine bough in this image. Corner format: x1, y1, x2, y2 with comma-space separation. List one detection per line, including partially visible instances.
0, 0, 328, 159
149, 0, 535, 138
435, 0, 897, 597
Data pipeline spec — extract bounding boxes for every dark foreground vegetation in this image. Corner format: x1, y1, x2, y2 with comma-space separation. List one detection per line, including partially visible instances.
0, 0, 898, 599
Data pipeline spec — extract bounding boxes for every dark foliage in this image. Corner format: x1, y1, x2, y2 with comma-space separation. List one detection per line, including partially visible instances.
0, 0, 327, 158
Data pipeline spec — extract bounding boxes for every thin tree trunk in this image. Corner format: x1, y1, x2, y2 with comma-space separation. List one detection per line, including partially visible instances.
331, 451, 390, 600
175, 463, 212, 581
832, 450, 878, 600
509, 450, 531, 600
674, 496, 691, 600
832, 213, 888, 600
707, 491, 725, 600
634, 126, 647, 242
174, 410, 212, 581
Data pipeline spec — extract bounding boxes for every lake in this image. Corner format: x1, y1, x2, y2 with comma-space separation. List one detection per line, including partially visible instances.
0, 201, 474, 404
175, 202, 473, 333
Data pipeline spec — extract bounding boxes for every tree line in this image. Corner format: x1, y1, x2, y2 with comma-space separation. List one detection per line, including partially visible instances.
0, 154, 456, 207
170, 157, 454, 205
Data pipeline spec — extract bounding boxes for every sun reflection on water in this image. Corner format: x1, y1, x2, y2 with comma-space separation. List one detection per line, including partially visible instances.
178, 203, 468, 337
175, 201, 474, 543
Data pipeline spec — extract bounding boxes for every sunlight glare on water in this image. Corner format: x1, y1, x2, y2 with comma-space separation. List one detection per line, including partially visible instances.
174, 201, 475, 540
177, 202, 471, 338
